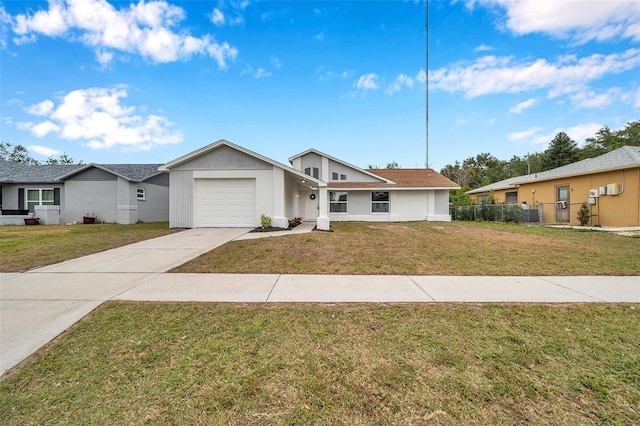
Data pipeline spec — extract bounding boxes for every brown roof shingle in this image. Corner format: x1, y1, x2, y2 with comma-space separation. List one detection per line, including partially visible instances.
328, 168, 459, 189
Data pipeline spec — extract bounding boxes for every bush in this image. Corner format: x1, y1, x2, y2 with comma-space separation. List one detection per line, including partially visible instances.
260, 214, 272, 229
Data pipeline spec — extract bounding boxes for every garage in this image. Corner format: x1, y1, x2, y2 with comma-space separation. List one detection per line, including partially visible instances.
196, 179, 256, 227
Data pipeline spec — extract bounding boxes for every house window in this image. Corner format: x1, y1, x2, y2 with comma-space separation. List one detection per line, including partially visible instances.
332, 172, 339, 180
477, 194, 491, 204
371, 191, 390, 213
329, 191, 348, 213
26, 188, 54, 213
312, 167, 319, 179
137, 188, 146, 200
340, 174, 347, 180
304, 167, 311, 176
505, 191, 518, 204
304, 167, 319, 179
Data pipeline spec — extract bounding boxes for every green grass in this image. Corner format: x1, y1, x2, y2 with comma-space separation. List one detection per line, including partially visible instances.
172, 221, 640, 275
0, 222, 181, 272
1, 303, 638, 424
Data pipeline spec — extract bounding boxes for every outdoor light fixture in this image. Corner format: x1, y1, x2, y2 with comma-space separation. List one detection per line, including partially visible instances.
301, 179, 306, 184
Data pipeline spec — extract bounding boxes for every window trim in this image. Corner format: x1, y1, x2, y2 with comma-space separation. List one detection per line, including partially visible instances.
137, 187, 146, 200
329, 191, 348, 214
371, 191, 390, 213
25, 188, 55, 213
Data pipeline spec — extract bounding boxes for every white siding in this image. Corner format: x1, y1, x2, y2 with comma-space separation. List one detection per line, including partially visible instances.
169, 170, 194, 228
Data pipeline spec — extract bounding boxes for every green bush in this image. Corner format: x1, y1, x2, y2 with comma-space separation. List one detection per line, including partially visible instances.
260, 214, 272, 229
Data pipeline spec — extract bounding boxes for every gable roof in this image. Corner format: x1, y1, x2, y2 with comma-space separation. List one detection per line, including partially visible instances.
159, 139, 327, 187
467, 145, 640, 194
58, 163, 165, 182
329, 168, 460, 189
288, 148, 391, 183
0, 160, 82, 183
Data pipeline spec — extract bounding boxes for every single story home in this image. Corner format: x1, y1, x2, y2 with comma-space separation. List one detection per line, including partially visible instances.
0, 160, 169, 225
466, 146, 640, 227
159, 140, 459, 230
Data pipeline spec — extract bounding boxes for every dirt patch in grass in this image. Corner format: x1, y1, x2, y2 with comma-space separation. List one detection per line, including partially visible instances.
0, 222, 181, 272
1, 303, 638, 425
172, 221, 640, 275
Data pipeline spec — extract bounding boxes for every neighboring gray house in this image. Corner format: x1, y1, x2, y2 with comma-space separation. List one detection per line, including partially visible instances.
0, 160, 169, 225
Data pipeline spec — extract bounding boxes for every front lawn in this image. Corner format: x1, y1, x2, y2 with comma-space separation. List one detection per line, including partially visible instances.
1, 302, 638, 424
0, 222, 181, 272
172, 221, 640, 275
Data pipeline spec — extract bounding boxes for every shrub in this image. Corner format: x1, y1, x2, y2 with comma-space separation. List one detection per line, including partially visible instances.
260, 214, 272, 229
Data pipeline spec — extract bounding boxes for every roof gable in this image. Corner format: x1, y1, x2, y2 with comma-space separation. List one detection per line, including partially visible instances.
289, 148, 391, 183
58, 163, 164, 182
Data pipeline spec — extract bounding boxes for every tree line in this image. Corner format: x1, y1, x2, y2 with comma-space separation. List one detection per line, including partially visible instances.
440, 121, 640, 191
0, 142, 80, 165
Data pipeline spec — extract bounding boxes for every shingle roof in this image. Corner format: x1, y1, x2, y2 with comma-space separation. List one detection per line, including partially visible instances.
57, 163, 165, 182
329, 168, 460, 189
0, 160, 82, 183
467, 145, 640, 194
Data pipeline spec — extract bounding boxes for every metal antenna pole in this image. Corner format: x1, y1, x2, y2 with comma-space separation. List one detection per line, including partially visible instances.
425, 0, 429, 169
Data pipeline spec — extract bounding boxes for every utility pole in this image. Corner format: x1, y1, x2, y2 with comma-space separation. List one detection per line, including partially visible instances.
425, 0, 429, 169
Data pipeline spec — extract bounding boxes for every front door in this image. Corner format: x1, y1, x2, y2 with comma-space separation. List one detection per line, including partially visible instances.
556, 185, 570, 223
304, 191, 319, 220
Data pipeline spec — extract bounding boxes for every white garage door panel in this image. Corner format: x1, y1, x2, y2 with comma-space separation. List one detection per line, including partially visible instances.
197, 179, 256, 227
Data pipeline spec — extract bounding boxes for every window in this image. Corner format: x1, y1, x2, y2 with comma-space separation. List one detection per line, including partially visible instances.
329, 191, 348, 213
371, 191, 390, 213
477, 194, 491, 204
340, 174, 347, 180
304, 167, 319, 179
26, 188, 54, 213
137, 188, 146, 200
505, 191, 518, 204
332, 172, 339, 180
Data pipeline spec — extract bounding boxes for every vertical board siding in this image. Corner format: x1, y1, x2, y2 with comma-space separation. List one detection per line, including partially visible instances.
170, 170, 194, 228
174, 146, 271, 171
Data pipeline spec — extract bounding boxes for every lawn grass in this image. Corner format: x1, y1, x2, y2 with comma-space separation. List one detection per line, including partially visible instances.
172, 221, 640, 275
0, 222, 181, 272
1, 302, 638, 424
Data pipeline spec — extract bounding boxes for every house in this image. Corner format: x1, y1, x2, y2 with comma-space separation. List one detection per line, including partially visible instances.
160, 140, 459, 230
0, 160, 169, 225
466, 146, 640, 227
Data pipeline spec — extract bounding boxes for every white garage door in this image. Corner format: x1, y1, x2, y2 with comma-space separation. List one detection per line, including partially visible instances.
196, 179, 256, 227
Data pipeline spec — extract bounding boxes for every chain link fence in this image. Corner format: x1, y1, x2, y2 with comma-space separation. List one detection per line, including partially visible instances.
450, 204, 541, 223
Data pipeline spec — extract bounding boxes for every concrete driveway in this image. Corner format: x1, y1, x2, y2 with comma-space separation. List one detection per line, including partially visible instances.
0, 227, 250, 376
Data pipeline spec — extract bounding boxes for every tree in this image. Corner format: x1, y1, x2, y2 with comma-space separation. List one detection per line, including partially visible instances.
580, 120, 640, 160
541, 132, 578, 171
0, 142, 40, 164
46, 153, 79, 165
385, 161, 400, 169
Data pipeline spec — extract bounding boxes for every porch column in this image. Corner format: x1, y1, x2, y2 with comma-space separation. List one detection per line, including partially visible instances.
272, 168, 288, 228
317, 184, 330, 231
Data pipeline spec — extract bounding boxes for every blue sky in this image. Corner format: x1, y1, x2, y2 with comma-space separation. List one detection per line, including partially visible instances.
1, 1, 639, 172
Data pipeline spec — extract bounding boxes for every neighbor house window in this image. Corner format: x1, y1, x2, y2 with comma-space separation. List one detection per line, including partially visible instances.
137, 188, 146, 200
332, 172, 339, 180
26, 188, 54, 213
477, 194, 491, 204
329, 191, 348, 213
505, 191, 518, 204
340, 174, 347, 180
371, 191, 390, 213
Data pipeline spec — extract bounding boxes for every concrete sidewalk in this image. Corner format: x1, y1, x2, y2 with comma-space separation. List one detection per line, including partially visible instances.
1, 226, 638, 377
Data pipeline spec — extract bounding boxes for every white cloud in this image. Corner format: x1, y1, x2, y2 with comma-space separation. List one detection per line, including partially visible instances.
7, 0, 238, 66
356, 73, 379, 90
509, 98, 537, 114
254, 68, 271, 79
315, 32, 324, 41
211, 8, 225, 26
475, 44, 493, 52
386, 74, 414, 95
28, 144, 61, 157
316, 66, 354, 81
19, 86, 183, 151
531, 123, 603, 147
476, 0, 640, 43
270, 57, 281, 68
429, 49, 640, 102
570, 88, 620, 109
508, 127, 542, 141
25, 100, 55, 116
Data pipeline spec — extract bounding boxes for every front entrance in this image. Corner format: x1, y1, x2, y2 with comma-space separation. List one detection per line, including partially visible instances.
303, 190, 319, 220
556, 185, 570, 223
